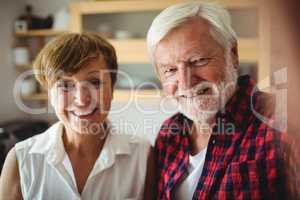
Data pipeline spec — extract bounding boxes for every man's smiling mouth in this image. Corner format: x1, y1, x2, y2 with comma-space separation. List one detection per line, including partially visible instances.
179, 86, 212, 98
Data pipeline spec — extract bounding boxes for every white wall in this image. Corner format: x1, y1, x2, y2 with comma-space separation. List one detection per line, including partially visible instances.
0, 1, 26, 121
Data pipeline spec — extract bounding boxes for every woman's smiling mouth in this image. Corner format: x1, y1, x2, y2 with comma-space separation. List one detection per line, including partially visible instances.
70, 108, 98, 118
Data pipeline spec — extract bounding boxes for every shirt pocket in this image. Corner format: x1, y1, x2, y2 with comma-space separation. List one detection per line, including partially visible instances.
229, 159, 265, 200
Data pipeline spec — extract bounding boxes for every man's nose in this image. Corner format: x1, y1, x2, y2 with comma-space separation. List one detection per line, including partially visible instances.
177, 64, 196, 90
73, 85, 91, 106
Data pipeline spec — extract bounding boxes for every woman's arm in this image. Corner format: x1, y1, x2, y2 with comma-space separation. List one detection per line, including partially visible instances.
143, 147, 157, 200
0, 147, 23, 200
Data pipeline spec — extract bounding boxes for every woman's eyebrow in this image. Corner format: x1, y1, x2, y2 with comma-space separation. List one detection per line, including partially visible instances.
59, 77, 73, 81
87, 70, 101, 75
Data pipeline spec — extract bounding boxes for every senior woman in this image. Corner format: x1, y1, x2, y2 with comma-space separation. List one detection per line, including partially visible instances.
0, 33, 154, 200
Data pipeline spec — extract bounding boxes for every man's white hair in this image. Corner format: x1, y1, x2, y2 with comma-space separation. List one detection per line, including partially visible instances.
147, 2, 237, 62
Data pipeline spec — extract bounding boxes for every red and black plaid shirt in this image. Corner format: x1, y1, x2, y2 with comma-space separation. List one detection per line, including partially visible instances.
155, 75, 286, 200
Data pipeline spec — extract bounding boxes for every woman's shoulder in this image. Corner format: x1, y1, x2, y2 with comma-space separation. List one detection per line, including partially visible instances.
0, 147, 23, 199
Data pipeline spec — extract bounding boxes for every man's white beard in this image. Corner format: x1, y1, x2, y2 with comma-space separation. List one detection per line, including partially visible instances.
176, 57, 238, 124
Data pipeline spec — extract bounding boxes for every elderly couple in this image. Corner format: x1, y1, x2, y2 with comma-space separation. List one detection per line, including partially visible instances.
0, 2, 288, 200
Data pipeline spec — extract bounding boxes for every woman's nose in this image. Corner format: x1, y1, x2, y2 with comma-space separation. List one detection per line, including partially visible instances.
73, 85, 91, 107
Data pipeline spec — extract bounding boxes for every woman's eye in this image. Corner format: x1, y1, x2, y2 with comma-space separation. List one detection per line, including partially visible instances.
57, 81, 75, 92
89, 79, 103, 87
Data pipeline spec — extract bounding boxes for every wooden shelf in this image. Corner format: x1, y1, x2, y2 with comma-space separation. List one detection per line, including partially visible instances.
109, 39, 149, 63
15, 63, 32, 69
22, 92, 48, 101
71, 0, 258, 15
15, 29, 66, 37
108, 38, 258, 64
15, 38, 258, 69
69, 0, 259, 63
70, 0, 258, 32
21, 89, 163, 102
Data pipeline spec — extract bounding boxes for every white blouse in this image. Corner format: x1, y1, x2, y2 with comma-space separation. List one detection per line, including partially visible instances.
15, 122, 151, 200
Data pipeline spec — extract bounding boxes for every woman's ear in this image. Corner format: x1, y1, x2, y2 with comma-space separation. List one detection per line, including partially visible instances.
48, 87, 57, 109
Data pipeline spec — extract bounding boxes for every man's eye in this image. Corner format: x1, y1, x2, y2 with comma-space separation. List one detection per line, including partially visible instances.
89, 79, 103, 87
190, 58, 211, 66
164, 68, 177, 76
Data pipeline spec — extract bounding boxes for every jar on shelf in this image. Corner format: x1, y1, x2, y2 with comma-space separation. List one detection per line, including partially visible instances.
13, 46, 30, 66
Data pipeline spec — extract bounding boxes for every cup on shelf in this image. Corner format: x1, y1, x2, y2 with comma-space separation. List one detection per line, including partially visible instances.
14, 20, 28, 32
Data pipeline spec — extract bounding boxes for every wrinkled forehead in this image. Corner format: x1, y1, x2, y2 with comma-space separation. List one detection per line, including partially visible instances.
154, 19, 222, 66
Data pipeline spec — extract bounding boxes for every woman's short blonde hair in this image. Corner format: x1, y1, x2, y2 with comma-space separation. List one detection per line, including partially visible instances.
33, 32, 118, 89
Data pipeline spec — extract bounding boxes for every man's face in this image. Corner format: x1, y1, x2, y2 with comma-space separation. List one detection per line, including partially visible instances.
154, 18, 238, 123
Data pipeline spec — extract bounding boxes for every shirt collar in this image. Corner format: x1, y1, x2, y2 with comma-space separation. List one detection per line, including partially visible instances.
107, 125, 132, 155
28, 122, 66, 165
28, 121, 132, 166
85, 124, 132, 178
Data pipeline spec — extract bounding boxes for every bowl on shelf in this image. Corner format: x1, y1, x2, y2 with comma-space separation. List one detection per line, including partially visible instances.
114, 30, 133, 40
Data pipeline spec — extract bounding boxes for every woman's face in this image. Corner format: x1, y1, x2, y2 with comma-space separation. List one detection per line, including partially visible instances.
50, 56, 113, 135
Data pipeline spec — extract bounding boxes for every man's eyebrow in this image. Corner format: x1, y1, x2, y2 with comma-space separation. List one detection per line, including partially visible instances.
159, 65, 175, 72
184, 50, 206, 59
158, 62, 174, 68
160, 64, 170, 68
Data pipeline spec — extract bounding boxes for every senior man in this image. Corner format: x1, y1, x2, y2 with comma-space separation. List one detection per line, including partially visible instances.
147, 2, 286, 200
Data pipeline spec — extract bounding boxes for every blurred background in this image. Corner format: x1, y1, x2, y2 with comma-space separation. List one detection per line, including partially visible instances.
0, 0, 298, 187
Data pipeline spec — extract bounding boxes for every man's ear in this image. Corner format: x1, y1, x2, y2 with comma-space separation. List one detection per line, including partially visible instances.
230, 41, 239, 69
